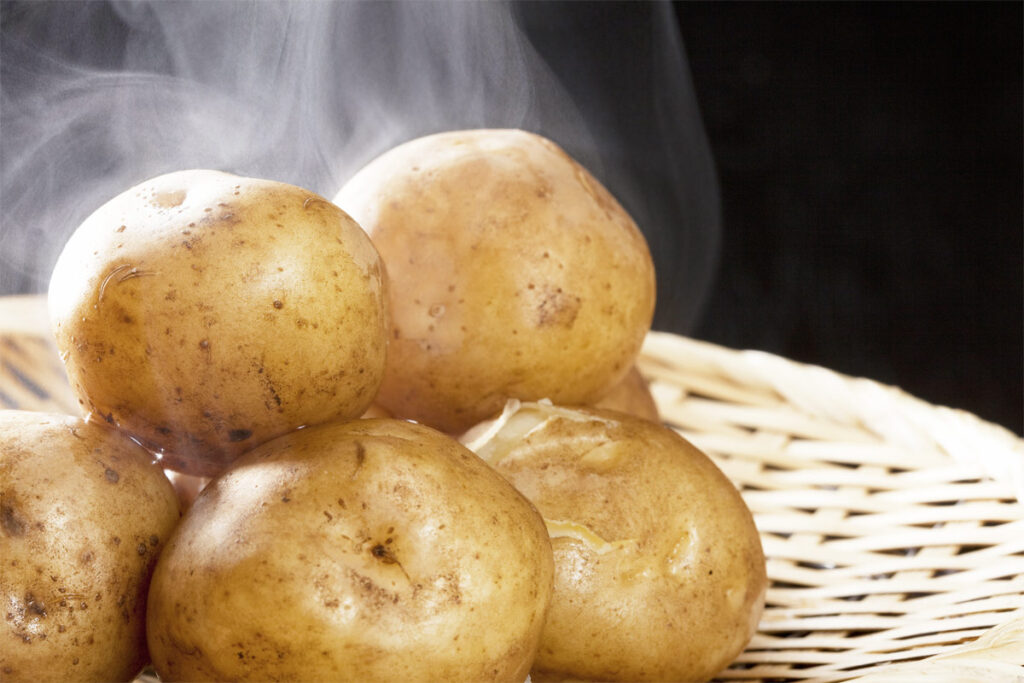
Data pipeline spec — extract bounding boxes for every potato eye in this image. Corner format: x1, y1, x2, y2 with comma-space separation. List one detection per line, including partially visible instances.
371, 544, 396, 564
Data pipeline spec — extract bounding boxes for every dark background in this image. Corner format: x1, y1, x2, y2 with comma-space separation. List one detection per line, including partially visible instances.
674, 2, 1022, 435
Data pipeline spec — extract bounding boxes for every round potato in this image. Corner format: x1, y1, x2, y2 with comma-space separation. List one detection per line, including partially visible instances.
591, 365, 659, 422
462, 401, 765, 682
48, 170, 388, 476
0, 410, 181, 682
334, 129, 656, 433
146, 418, 554, 683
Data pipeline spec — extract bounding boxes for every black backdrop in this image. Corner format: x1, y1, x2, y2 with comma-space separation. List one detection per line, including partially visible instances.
674, 2, 1022, 435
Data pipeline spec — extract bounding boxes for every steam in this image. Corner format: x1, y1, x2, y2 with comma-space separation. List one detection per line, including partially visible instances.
1, 0, 719, 333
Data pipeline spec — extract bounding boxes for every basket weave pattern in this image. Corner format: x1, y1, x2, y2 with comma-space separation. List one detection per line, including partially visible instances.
640, 332, 1024, 682
2, 297, 1022, 682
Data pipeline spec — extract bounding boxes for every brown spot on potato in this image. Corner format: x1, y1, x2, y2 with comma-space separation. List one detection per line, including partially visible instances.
351, 441, 366, 476
1, 503, 26, 536
371, 544, 394, 562
153, 190, 186, 208
228, 429, 253, 443
104, 468, 120, 483
535, 285, 581, 328
273, 299, 284, 309
26, 593, 46, 617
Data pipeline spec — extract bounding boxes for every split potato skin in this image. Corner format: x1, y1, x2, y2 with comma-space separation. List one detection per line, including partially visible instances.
334, 129, 656, 433
49, 170, 388, 477
146, 418, 554, 683
0, 411, 181, 682
463, 402, 766, 682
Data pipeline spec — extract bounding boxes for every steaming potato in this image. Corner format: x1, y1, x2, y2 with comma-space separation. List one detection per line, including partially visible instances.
334, 129, 656, 433
0, 411, 181, 682
462, 401, 766, 682
48, 170, 388, 476
146, 418, 554, 683
592, 365, 659, 422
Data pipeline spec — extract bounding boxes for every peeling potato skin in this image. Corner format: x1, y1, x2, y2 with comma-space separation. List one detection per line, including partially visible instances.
334, 129, 656, 434
146, 418, 554, 683
466, 403, 766, 682
0, 410, 181, 682
48, 170, 389, 477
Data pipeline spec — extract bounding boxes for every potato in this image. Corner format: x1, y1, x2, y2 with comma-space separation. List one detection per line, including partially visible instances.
334, 129, 655, 433
146, 418, 554, 683
592, 365, 659, 422
163, 470, 209, 510
48, 170, 388, 477
0, 410, 181, 682
360, 403, 393, 419
462, 401, 766, 682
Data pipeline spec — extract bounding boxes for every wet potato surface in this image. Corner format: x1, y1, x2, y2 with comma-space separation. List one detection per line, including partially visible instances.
0, 411, 181, 682
146, 418, 554, 683
48, 170, 388, 477
463, 402, 766, 682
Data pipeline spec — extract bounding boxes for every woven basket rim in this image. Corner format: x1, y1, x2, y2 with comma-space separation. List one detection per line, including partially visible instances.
636, 331, 1024, 681
641, 330, 1024, 501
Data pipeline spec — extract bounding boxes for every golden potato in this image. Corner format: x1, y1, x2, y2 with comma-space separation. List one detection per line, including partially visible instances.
48, 170, 388, 477
146, 418, 554, 683
462, 401, 765, 682
592, 365, 659, 422
0, 410, 181, 682
334, 129, 655, 433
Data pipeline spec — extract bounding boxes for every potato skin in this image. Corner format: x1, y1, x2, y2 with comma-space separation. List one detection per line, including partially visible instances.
464, 402, 766, 682
146, 418, 554, 683
591, 365, 659, 422
49, 170, 388, 476
0, 411, 181, 682
334, 129, 655, 433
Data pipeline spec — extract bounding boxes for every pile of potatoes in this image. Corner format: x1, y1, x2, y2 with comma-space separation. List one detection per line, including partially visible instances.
1, 129, 765, 682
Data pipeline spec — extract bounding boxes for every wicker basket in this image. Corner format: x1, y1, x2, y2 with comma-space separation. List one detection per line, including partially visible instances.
2, 294, 1022, 682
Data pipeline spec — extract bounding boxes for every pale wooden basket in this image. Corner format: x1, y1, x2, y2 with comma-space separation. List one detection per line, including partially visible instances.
2, 294, 1022, 682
